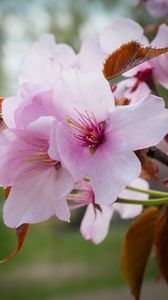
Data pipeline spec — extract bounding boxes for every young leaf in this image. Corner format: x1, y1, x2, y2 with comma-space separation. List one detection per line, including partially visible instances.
0, 224, 29, 263
155, 207, 168, 283
103, 41, 168, 81
121, 206, 160, 300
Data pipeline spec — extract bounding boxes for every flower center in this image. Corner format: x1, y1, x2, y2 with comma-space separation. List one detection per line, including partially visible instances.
67, 110, 106, 154
23, 136, 61, 170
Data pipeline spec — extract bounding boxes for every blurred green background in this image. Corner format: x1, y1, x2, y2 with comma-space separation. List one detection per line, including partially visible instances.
0, 1, 167, 299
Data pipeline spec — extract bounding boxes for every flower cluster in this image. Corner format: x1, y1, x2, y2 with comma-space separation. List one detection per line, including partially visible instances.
0, 18, 168, 244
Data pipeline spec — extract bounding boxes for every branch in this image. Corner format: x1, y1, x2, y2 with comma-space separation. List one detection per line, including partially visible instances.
147, 147, 168, 167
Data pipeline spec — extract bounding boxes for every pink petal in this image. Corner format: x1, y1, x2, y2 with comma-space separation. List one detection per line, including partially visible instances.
86, 145, 141, 204
111, 94, 168, 150
2, 96, 21, 128
76, 35, 106, 71
15, 87, 56, 129
146, 0, 168, 18
53, 69, 115, 122
0, 129, 28, 187
99, 18, 148, 54
27, 116, 56, 138
3, 167, 73, 228
125, 82, 151, 104
114, 178, 149, 219
80, 204, 114, 244
19, 34, 75, 85
150, 25, 168, 88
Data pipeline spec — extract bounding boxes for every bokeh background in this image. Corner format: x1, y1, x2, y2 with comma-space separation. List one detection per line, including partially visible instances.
0, 0, 168, 299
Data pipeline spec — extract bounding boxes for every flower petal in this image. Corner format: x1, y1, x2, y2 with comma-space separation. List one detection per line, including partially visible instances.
3, 167, 73, 228
150, 25, 168, 88
111, 95, 168, 150
100, 18, 148, 54
80, 204, 114, 244
53, 69, 115, 122
76, 35, 106, 71
114, 178, 149, 219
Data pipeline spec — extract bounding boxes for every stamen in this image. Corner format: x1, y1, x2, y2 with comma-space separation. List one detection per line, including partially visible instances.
67, 110, 106, 154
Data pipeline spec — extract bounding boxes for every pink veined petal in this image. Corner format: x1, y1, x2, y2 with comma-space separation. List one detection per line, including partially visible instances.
19, 34, 75, 85
19, 54, 55, 85
111, 94, 168, 151
125, 82, 151, 104
0, 129, 28, 188
85, 145, 141, 205
150, 25, 168, 89
48, 121, 62, 162
2, 96, 21, 128
76, 35, 106, 71
31, 34, 58, 56
15, 87, 57, 129
56, 124, 90, 181
32, 34, 76, 66
53, 69, 115, 122
80, 204, 114, 244
114, 178, 149, 219
99, 18, 149, 54
3, 167, 73, 228
27, 116, 56, 138
57, 123, 141, 204
0, 122, 55, 187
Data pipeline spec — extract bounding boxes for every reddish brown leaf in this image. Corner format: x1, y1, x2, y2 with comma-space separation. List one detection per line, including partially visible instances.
155, 207, 168, 283
121, 207, 160, 300
0, 224, 29, 263
103, 41, 168, 81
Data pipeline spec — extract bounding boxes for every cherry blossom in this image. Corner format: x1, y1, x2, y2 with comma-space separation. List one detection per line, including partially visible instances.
52, 70, 168, 205
0, 116, 74, 227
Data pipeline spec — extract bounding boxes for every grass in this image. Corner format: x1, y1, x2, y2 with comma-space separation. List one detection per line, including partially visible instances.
0, 215, 159, 300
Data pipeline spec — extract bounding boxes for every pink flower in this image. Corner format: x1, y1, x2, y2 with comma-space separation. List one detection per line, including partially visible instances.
52, 70, 168, 205
80, 178, 149, 244
145, 0, 168, 18
0, 116, 74, 228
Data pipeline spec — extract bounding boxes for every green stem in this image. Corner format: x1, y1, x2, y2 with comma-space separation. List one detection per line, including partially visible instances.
127, 186, 168, 198
117, 197, 168, 206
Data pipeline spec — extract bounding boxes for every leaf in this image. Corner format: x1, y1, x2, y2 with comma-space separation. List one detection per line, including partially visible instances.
103, 41, 168, 81
121, 207, 160, 300
155, 207, 168, 283
0, 224, 29, 263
